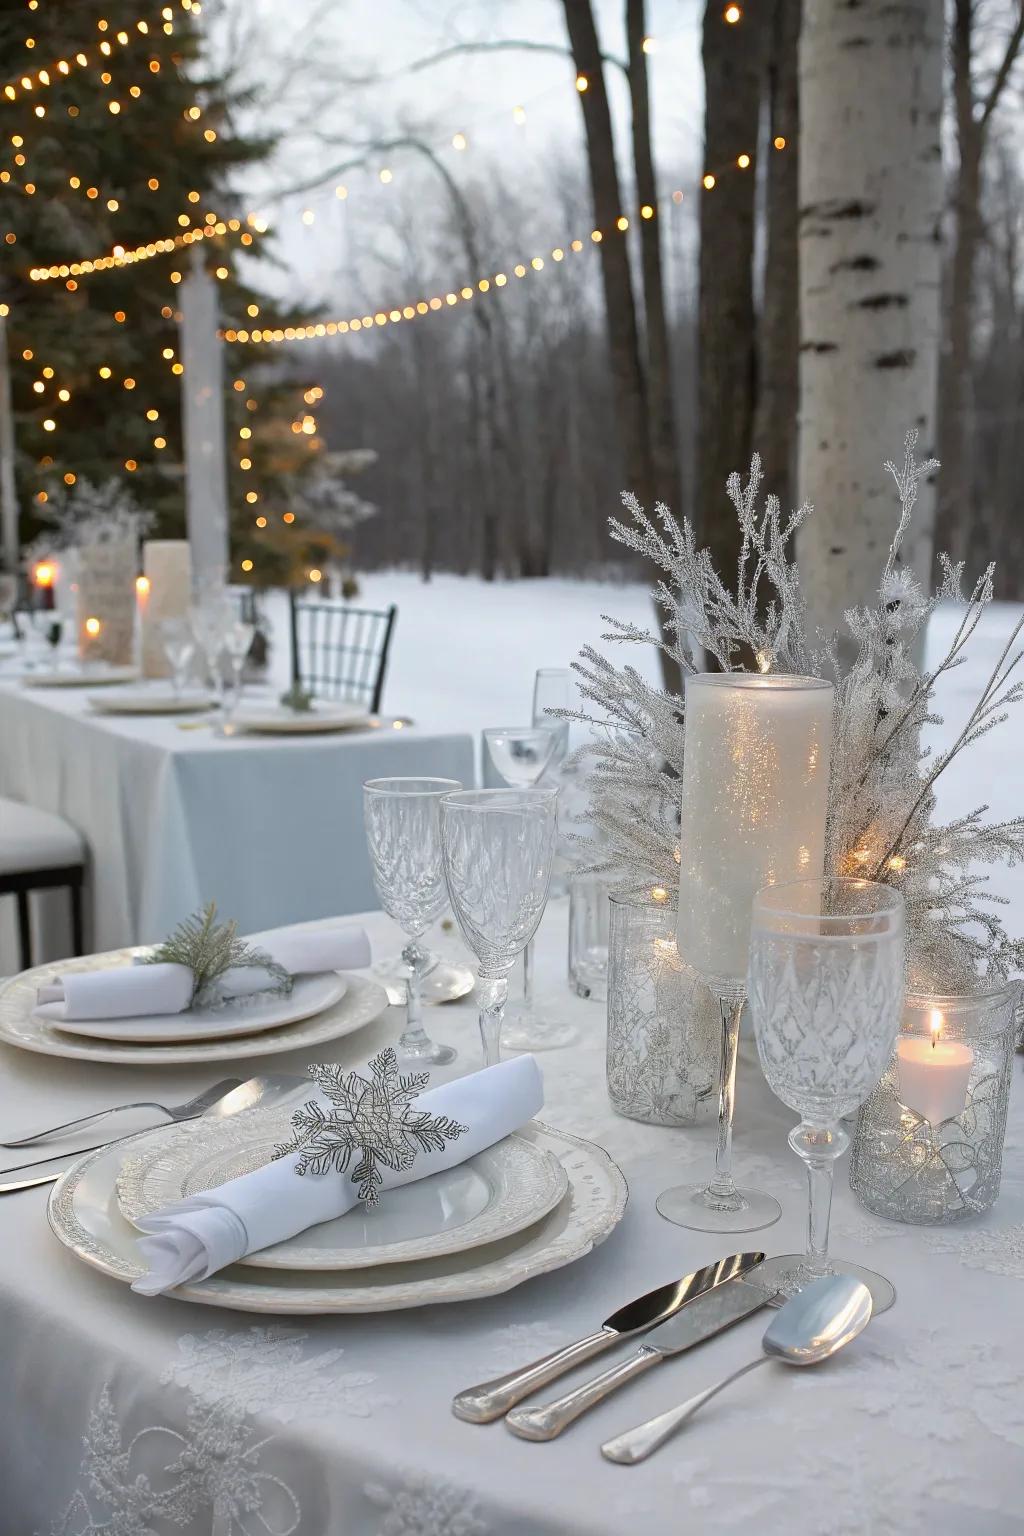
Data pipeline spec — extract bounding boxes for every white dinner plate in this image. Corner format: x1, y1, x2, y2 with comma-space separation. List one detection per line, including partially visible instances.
43, 971, 348, 1044
116, 1111, 569, 1269
48, 1121, 627, 1313
0, 954, 386, 1065
88, 687, 215, 715
232, 702, 372, 735
22, 666, 139, 688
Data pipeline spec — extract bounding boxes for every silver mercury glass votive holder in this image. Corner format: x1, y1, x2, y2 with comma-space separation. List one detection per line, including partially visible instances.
850, 982, 1018, 1224
606, 891, 718, 1126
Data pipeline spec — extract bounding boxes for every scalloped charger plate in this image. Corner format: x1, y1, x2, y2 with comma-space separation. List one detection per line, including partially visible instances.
47, 1122, 627, 1314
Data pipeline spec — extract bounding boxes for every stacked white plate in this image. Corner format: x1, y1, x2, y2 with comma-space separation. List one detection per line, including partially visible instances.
231, 701, 372, 734
47, 1107, 627, 1313
22, 665, 139, 688
0, 950, 389, 1065
88, 686, 215, 715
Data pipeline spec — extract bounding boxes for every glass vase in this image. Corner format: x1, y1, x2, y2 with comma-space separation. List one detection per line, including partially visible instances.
850, 982, 1018, 1224
606, 892, 717, 1126
568, 873, 610, 1001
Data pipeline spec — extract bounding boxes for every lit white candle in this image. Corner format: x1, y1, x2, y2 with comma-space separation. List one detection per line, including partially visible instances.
897, 1010, 974, 1125
676, 673, 834, 985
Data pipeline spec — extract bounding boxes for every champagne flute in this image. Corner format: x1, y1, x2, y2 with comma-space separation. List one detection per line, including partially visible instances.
747, 876, 905, 1312
481, 727, 577, 1052
658, 673, 833, 1234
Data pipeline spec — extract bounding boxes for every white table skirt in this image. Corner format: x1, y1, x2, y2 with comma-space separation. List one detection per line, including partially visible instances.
0, 901, 1021, 1535
0, 677, 473, 968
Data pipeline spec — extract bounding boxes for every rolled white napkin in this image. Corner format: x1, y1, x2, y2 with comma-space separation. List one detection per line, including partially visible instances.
34, 922, 372, 1022
132, 1054, 543, 1295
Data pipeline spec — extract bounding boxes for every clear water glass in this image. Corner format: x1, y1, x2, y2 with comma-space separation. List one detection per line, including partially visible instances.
568, 873, 609, 1000
363, 777, 464, 1066
481, 728, 576, 1052
160, 617, 196, 698
532, 667, 572, 768
747, 876, 906, 1311
483, 727, 557, 788
440, 788, 558, 1066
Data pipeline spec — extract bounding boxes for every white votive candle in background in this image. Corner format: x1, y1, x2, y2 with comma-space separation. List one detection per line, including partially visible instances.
897, 1010, 974, 1125
676, 673, 834, 986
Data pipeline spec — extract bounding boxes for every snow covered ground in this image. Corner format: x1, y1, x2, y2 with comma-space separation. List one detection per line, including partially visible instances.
269, 571, 1024, 914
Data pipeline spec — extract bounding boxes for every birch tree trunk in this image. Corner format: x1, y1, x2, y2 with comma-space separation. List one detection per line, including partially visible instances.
797, 0, 943, 645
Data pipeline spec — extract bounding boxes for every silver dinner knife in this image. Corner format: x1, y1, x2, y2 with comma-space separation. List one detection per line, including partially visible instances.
451, 1251, 765, 1424
503, 1275, 771, 1440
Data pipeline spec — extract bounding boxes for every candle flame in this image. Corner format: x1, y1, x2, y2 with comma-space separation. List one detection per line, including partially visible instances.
650, 886, 669, 904
135, 575, 150, 595
33, 560, 56, 587
929, 1008, 943, 1047
84, 616, 101, 637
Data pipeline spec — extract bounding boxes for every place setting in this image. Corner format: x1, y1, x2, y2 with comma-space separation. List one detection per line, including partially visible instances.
0, 902, 386, 1065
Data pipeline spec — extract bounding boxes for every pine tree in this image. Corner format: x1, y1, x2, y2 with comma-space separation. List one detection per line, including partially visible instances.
0, 0, 324, 572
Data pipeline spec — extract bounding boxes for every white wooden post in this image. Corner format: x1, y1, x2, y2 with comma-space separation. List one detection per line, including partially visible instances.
178, 251, 230, 585
0, 313, 20, 572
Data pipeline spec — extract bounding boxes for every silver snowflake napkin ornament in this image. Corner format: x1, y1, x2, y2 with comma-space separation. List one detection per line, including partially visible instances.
273, 1051, 468, 1208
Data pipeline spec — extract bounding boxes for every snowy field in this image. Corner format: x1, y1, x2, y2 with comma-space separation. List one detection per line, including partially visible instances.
269, 571, 1024, 914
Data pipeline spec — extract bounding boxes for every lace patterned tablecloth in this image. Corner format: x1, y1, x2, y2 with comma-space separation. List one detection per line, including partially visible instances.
2, 902, 1022, 1536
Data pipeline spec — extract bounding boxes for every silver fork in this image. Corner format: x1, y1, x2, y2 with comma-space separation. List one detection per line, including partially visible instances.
1, 1078, 243, 1148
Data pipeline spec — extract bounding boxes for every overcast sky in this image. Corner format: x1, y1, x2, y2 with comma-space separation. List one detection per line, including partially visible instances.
213, 0, 704, 308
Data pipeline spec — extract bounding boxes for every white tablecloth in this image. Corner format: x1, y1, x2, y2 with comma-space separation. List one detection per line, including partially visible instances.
0, 676, 473, 968
0, 901, 1021, 1535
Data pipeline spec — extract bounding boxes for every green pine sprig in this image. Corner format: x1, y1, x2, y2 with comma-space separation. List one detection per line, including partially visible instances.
144, 901, 292, 1008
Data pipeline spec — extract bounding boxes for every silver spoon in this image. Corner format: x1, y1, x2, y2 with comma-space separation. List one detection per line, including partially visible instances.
601, 1273, 873, 1465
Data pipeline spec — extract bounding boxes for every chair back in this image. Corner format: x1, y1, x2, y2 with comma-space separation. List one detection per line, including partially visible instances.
289, 594, 397, 714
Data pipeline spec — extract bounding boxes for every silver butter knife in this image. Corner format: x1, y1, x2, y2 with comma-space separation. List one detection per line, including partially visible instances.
504, 1274, 771, 1440
452, 1250, 765, 1424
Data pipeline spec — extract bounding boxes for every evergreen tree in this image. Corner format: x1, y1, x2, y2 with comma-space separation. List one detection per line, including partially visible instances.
0, 0, 324, 573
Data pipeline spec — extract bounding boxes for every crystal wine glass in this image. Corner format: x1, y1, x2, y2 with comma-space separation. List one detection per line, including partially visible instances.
481, 728, 576, 1052
160, 617, 197, 699
747, 876, 906, 1312
363, 777, 464, 1066
440, 787, 558, 1066
189, 595, 234, 717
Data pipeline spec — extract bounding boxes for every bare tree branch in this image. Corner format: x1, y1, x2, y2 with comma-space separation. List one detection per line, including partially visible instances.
405, 38, 627, 76
979, 1, 1024, 132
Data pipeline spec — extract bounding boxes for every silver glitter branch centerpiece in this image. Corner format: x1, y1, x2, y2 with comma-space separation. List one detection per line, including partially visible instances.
273, 1052, 468, 1207
566, 431, 1024, 995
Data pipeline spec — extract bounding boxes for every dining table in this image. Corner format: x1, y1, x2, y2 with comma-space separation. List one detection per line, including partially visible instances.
0, 898, 1021, 1536
0, 668, 474, 973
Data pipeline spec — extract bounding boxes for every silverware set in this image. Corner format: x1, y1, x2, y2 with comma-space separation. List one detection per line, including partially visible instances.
0, 1074, 306, 1194
453, 1257, 874, 1464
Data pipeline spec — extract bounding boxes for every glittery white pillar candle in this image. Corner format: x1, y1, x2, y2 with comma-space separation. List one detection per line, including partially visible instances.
140, 539, 192, 678
677, 674, 834, 988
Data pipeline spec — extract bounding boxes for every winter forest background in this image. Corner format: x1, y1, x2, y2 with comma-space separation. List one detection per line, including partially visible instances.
2, 0, 1023, 620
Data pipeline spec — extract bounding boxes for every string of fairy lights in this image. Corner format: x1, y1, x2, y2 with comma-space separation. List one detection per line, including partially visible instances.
1, 1, 196, 104
7, 0, 764, 549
